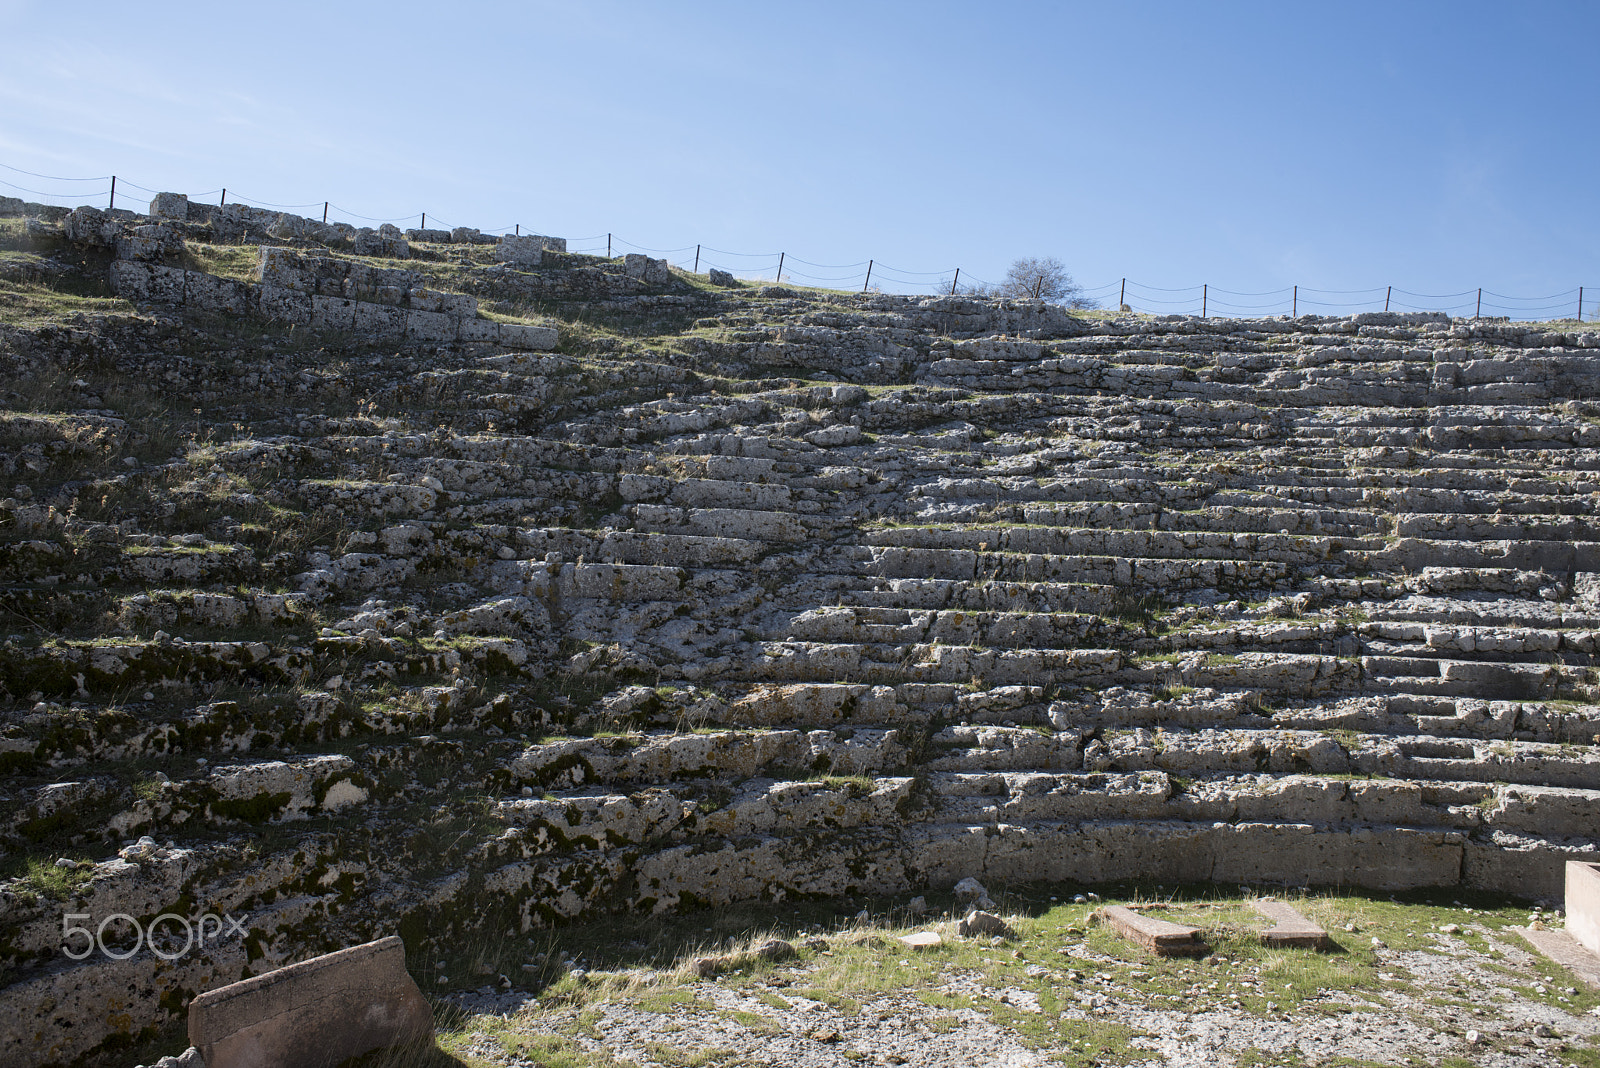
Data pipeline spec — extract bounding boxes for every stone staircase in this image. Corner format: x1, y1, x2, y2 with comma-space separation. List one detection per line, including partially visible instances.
1, 197, 1599, 1063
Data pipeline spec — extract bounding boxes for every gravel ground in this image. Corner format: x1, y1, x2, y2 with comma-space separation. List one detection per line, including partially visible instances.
438, 916, 1600, 1068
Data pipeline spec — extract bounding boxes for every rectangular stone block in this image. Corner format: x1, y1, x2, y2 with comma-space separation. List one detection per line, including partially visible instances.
1096, 905, 1207, 957
311, 294, 357, 332
1251, 899, 1333, 949
494, 234, 546, 265
1516, 925, 1600, 990
186, 272, 248, 316
405, 308, 457, 343
624, 253, 670, 284
1569, 861, 1600, 957
258, 284, 312, 325
116, 233, 163, 261
408, 287, 476, 317
149, 191, 188, 220
258, 247, 311, 289
108, 259, 154, 300
354, 300, 406, 338
188, 935, 432, 1068
139, 264, 187, 304
457, 317, 501, 344
498, 322, 558, 350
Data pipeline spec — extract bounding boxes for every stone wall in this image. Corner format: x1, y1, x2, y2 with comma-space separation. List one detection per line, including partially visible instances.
108, 247, 557, 349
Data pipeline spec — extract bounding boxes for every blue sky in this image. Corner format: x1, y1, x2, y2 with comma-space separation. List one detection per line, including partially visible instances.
2, 1, 1595, 317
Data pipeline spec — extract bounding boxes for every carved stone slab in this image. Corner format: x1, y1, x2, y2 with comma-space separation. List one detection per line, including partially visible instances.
188, 935, 432, 1068
1515, 926, 1600, 991
1251, 899, 1334, 949
1096, 905, 1207, 957
1567, 861, 1600, 958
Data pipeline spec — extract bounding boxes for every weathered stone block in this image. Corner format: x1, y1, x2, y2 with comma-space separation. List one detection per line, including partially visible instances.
408, 287, 476, 316
64, 205, 117, 246
623, 253, 671, 285
267, 213, 310, 240
311, 294, 357, 331
405, 308, 456, 343
147, 264, 188, 303
1096, 905, 1206, 956
108, 259, 154, 299
354, 300, 406, 338
258, 247, 313, 289
186, 272, 248, 316
498, 322, 558, 350
187, 935, 431, 1068
495, 235, 545, 266
116, 232, 163, 261
456, 317, 500, 343
1251, 900, 1332, 949
258, 284, 312, 325
1569, 861, 1600, 957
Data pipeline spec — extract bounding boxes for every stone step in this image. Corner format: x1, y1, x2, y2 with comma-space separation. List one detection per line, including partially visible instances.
1018, 502, 1384, 536
1367, 596, 1600, 631
865, 546, 1296, 590
1359, 537, 1600, 574
1360, 623, 1597, 658
865, 526, 1337, 565
847, 577, 1129, 615
746, 640, 1122, 686
0, 676, 532, 769
1395, 512, 1600, 542
508, 727, 911, 790
782, 606, 1134, 649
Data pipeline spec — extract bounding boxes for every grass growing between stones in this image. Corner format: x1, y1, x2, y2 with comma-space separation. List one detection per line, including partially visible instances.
401, 881, 1600, 1067
0, 277, 136, 327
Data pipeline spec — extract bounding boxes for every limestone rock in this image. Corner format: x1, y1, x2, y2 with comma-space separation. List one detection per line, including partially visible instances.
957, 910, 1015, 940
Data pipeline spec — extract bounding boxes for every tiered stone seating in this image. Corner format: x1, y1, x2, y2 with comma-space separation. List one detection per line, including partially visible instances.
1, 200, 1598, 1063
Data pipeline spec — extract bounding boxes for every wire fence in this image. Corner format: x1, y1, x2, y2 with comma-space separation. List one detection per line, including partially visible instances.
2, 160, 1593, 322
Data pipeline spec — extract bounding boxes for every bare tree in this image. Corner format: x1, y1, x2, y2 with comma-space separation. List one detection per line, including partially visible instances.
944, 276, 998, 298
999, 256, 1095, 308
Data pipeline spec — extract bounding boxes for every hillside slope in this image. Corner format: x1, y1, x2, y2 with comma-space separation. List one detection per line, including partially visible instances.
1, 194, 1597, 1065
